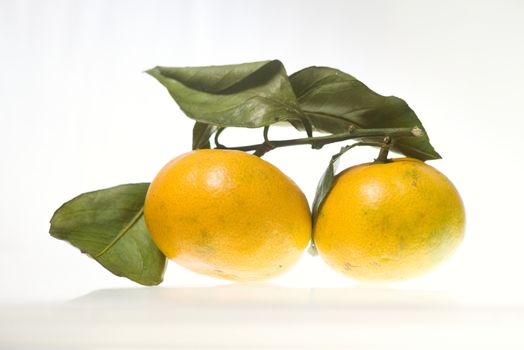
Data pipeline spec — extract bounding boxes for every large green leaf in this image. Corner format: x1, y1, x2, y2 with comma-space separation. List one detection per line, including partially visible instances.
147, 60, 304, 128
49, 183, 166, 286
289, 67, 441, 160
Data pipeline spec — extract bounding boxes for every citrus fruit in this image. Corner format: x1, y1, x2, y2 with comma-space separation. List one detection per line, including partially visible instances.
314, 157, 465, 280
144, 149, 311, 282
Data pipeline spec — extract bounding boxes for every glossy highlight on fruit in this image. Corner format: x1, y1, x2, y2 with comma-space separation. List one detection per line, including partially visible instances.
314, 158, 465, 280
144, 149, 311, 282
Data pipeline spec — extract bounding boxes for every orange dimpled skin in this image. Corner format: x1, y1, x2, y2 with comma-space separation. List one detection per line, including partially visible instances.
144, 149, 311, 282
314, 158, 465, 281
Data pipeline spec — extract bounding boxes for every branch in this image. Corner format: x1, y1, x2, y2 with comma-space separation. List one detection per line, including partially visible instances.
215, 126, 423, 154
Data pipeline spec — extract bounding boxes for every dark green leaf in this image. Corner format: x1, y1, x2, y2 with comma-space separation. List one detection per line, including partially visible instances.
312, 145, 353, 223
309, 143, 368, 256
192, 121, 218, 149
147, 60, 304, 128
49, 183, 166, 286
289, 66, 440, 160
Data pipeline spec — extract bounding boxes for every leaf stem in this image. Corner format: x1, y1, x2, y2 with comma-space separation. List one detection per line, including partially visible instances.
374, 136, 392, 163
215, 126, 423, 154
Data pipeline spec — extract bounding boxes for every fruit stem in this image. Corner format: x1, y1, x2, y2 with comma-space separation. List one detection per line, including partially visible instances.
215, 127, 423, 154
374, 136, 392, 163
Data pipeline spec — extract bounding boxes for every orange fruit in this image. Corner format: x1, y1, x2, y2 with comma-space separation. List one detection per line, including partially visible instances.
314, 158, 465, 280
144, 149, 311, 281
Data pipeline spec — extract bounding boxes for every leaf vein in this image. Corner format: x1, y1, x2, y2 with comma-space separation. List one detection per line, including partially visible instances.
94, 208, 144, 259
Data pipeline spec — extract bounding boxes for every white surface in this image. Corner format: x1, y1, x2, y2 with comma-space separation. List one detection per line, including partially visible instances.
1, 0, 524, 347
2, 286, 523, 349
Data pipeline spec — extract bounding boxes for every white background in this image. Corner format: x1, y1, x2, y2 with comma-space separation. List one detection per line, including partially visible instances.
1, 0, 523, 306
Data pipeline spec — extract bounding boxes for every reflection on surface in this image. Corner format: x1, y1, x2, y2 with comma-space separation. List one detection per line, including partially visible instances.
2, 285, 523, 349
72, 284, 457, 309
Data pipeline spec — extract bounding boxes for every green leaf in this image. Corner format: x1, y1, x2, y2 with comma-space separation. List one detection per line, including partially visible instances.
309, 143, 369, 256
192, 121, 218, 149
49, 183, 166, 286
146, 60, 304, 128
312, 145, 356, 223
289, 66, 441, 160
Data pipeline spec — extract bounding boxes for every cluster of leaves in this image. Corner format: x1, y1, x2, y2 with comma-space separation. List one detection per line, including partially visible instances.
148, 60, 439, 160
49, 60, 439, 285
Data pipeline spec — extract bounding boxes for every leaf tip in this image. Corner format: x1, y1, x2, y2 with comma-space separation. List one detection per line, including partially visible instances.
144, 66, 161, 77
431, 151, 443, 160
307, 244, 319, 256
